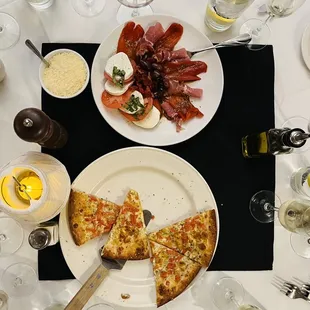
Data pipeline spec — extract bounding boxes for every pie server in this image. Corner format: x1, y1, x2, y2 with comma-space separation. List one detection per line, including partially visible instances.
65, 209, 153, 310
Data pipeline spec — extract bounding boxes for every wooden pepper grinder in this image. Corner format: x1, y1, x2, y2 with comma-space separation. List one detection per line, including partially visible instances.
14, 108, 68, 149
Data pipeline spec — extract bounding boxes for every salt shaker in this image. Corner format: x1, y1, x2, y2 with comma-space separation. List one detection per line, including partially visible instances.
28, 221, 59, 250
0, 59, 6, 82
13, 108, 68, 149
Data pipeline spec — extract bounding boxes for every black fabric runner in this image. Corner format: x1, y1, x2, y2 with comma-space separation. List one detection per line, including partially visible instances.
39, 43, 275, 280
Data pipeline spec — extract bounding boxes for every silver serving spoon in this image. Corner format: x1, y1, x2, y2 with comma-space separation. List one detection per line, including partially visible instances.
187, 33, 252, 58
25, 39, 50, 67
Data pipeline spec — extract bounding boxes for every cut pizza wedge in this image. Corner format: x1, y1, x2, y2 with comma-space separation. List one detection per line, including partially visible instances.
150, 240, 201, 307
101, 189, 149, 260
69, 190, 121, 246
148, 210, 217, 267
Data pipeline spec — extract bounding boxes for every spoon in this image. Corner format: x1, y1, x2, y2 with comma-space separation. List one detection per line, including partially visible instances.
25, 39, 50, 67
187, 33, 252, 58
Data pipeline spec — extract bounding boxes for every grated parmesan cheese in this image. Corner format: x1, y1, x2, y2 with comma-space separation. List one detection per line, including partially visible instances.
43, 51, 87, 97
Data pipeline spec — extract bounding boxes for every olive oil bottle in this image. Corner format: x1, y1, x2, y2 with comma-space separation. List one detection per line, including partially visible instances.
242, 128, 310, 158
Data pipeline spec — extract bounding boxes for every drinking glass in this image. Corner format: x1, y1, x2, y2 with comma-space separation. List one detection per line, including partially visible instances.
212, 278, 262, 310
0, 217, 24, 257
240, 0, 306, 50
1, 263, 38, 297
0, 291, 8, 310
291, 167, 310, 198
26, 0, 54, 9
249, 191, 310, 229
87, 304, 115, 310
0, 13, 20, 50
116, 0, 154, 24
204, 0, 255, 32
45, 304, 65, 310
71, 0, 106, 17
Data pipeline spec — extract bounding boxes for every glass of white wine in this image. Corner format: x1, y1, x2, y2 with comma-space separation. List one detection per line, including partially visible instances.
212, 277, 262, 310
240, 0, 306, 50
71, 0, 106, 17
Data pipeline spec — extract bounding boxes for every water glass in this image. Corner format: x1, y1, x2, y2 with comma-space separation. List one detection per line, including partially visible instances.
26, 0, 54, 9
205, 0, 254, 32
291, 167, 310, 198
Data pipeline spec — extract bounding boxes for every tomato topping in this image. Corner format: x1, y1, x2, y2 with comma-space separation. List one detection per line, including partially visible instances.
119, 97, 153, 122
101, 87, 136, 109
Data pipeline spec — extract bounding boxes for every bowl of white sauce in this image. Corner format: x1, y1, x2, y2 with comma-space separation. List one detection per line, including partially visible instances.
39, 49, 90, 99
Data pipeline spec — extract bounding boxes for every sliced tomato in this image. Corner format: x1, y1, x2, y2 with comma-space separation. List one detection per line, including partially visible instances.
119, 97, 153, 122
153, 99, 163, 116
101, 86, 136, 109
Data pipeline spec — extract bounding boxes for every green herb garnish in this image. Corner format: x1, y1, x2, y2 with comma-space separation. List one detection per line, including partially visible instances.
125, 95, 145, 115
112, 66, 126, 87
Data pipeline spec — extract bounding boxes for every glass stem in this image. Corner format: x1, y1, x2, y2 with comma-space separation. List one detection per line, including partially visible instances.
263, 203, 278, 212
230, 295, 241, 309
0, 25, 4, 35
255, 13, 274, 33
131, 0, 139, 17
84, 0, 94, 6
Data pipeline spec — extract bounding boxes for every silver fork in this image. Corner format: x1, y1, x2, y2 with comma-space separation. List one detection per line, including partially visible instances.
272, 275, 310, 302
292, 277, 310, 299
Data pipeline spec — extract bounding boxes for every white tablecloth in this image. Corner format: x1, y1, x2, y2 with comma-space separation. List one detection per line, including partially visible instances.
0, 0, 310, 309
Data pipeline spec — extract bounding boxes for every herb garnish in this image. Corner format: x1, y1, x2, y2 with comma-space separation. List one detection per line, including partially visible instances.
112, 66, 126, 87
125, 95, 145, 115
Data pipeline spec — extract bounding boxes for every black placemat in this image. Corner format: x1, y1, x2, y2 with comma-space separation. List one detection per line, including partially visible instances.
39, 43, 275, 280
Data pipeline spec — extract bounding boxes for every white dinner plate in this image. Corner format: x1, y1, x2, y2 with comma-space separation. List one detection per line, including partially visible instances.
91, 15, 224, 146
302, 24, 310, 70
59, 147, 219, 309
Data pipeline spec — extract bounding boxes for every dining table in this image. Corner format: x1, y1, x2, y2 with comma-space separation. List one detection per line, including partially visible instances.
0, 0, 310, 309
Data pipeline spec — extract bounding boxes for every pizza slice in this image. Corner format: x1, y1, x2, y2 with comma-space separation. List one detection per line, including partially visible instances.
150, 240, 201, 307
148, 210, 217, 267
101, 189, 149, 260
69, 190, 121, 246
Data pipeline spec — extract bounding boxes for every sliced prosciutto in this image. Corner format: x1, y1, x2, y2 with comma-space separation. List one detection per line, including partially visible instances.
117, 22, 144, 60
153, 48, 189, 63
136, 22, 165, 57
166, 80, 203, 98
164, 95, 204, 122
154, 23, 184, 52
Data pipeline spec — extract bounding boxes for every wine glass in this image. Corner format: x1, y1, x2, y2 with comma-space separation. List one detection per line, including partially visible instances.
239, 0, 306, 51
1, 263, 38, 297
212, 277, 262, 310
0, 291, 8, 310
0, 217, 24, 256
71, 0, 106, 17
45, 304, 65, 310
0, 13, 20, 50
116, 0, 154, 24
87, 304, 115, 310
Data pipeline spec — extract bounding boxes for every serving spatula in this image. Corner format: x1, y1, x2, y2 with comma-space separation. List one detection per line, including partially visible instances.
65, 209, 153, 310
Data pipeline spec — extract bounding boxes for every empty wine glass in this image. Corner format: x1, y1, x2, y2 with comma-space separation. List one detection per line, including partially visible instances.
116, 0, 154, 24
1, 263, 38, 297
0, 217, 24, 256
0, 13, 20, 50
240, 0, 306, 50
71, 0, 106, 17
0, 291, 8, 310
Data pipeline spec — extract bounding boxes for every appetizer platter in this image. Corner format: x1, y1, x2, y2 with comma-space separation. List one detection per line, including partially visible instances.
59, 147, 219, 309
91, 15, 223, 146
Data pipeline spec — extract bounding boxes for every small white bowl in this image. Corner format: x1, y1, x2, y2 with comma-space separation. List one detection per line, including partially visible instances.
39, 48, 90, 99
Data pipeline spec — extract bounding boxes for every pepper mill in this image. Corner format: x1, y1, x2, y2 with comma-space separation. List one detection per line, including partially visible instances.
14, 108, 68, 149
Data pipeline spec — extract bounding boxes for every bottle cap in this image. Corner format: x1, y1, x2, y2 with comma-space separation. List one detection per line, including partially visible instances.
283, 128, 308, 148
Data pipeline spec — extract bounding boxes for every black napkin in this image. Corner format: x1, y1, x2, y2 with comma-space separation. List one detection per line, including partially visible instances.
39, 43, 275, 280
